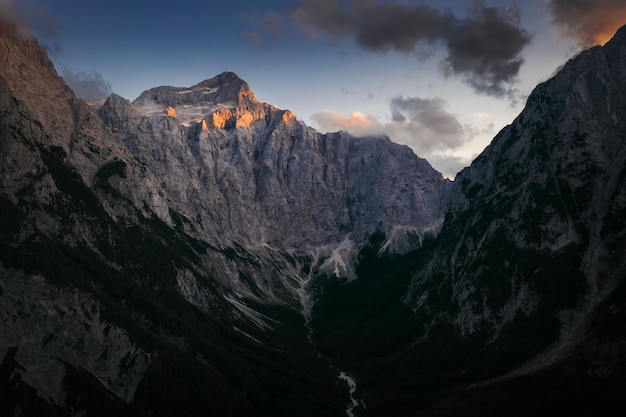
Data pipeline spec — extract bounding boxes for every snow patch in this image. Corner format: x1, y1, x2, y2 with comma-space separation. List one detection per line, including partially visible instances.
175, 86, 219, 95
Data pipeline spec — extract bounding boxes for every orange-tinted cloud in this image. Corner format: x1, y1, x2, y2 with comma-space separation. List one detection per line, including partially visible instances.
311, 110, 385, 137
548, 0, 626, 47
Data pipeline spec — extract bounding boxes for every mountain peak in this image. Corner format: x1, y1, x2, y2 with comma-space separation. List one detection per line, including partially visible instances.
131, 71, 266, 126
194, 71, 247, 88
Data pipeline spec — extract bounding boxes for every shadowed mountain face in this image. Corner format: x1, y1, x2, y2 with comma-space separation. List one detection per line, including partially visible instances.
313, 26, 626, 416
1, 16, 625, 417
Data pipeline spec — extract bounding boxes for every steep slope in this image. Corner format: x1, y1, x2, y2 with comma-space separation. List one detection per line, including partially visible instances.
310, 25, 626, 417
406, 23, 626, 370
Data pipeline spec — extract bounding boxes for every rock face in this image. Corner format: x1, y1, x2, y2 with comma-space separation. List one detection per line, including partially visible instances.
405, 25, 626, 347
0, 266, 149, 403
99, 73, 448, 252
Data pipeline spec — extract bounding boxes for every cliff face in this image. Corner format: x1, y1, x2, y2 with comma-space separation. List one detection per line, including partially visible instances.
373, 24, 626, 414
406, 26, 626, 345
98, 74, 448, 252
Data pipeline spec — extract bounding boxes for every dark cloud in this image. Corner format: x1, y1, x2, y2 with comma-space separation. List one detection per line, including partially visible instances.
272, 0, 531, 98
352, 2, 451, 52
547, 0, 626, 47
62, 69, 113, 105
440, 2, 529, 97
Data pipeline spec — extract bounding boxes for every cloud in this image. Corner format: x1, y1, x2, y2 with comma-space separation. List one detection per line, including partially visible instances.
240, 30, 264, 48
547, 0, 626, 47
0, 0, 63, 53
312, 110, 385, 137
439, 2, 530, 97
427, 154, 473, 180
268, 0, 531, 97
62, 69, 113, 105
312, 95, 465, 152
386, 96, 465, 152
472, 112, 491, 120
311, 95, 485, 178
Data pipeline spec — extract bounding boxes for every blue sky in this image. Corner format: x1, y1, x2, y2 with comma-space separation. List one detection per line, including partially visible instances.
5, 0, 626, 178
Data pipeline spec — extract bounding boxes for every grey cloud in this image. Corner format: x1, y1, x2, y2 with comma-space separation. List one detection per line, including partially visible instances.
311, 96, 466, 154
387, 96, 465, 152
63, 69, 113, 105
547, 0, 626, 47
465, 121, 496, 139
441, 2, 529, 97
426, 154, 472, 179
352, 1, 450, 52
1, 0, 63, 53
311, 96, 477, 177
288, 0, 353, 38
276, 0, 531, 97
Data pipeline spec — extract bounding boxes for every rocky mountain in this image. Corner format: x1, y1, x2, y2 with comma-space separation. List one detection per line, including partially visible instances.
98, 70, 448, 258
311, 25, 626, 416
1, 14, 625, 417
